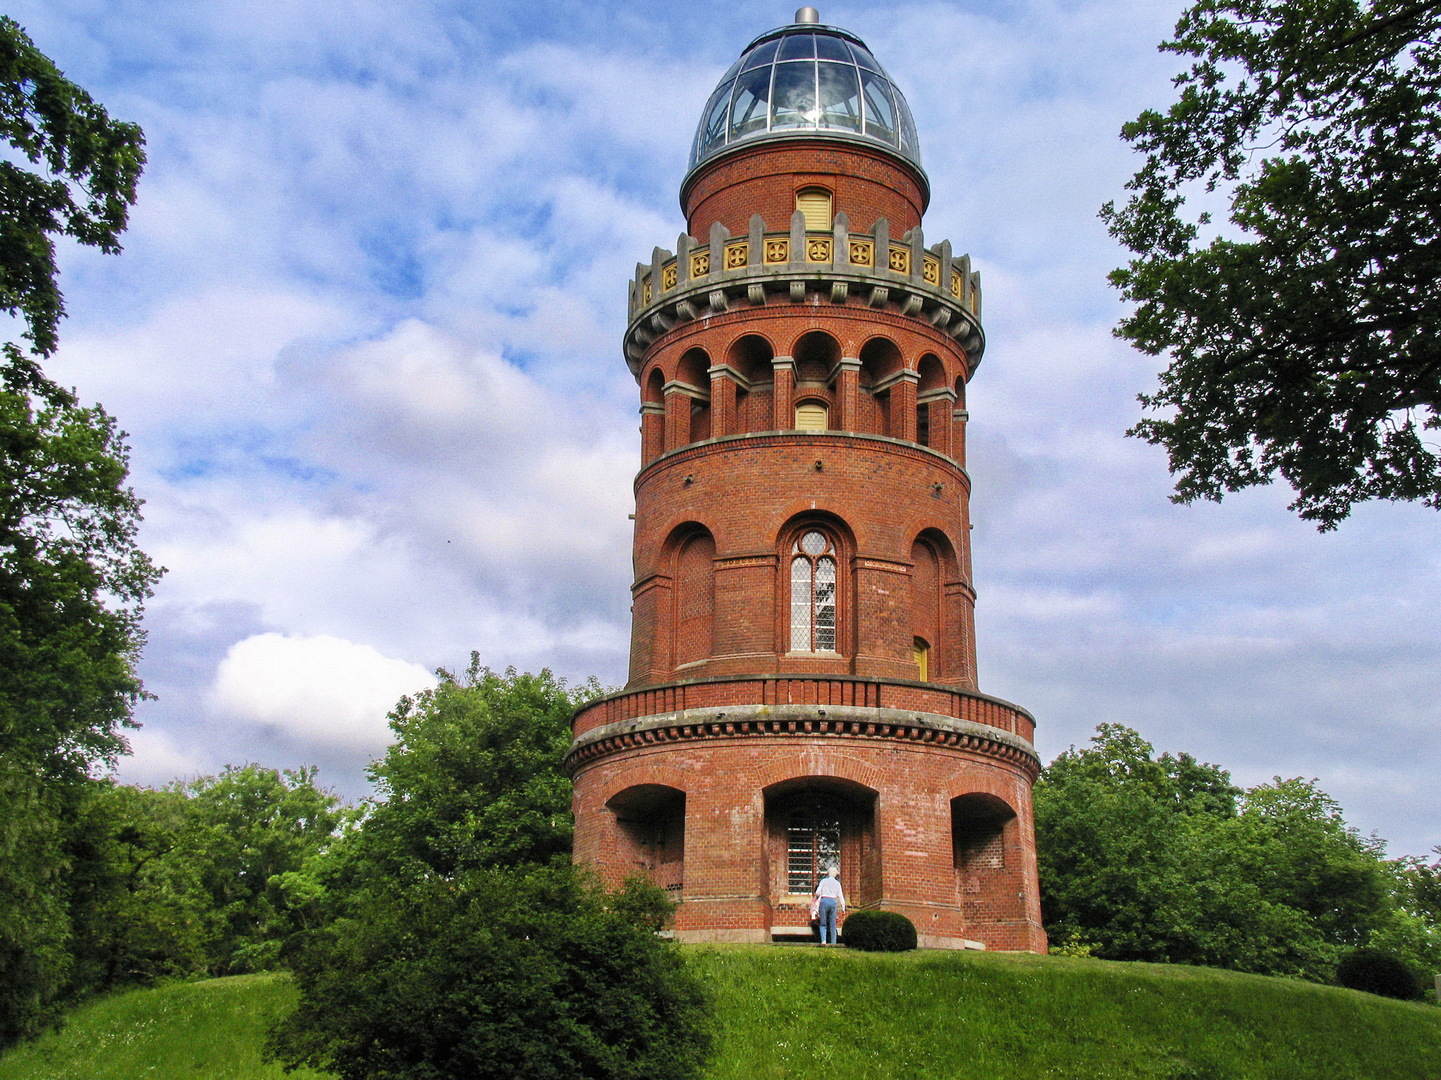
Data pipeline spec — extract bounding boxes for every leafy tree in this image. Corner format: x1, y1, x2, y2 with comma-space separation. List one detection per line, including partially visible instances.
0, 16, 150, 1046
1036, 724, 1415, 980
268, 663, 713, 1080
269, 869, 712, 1080
175, 765, 349, 975
64, 781, 206, 992
1034, 724, 1243, 965
360, 659, 594, 878
61, 767, 350, 994
1103, 0, 1441, 529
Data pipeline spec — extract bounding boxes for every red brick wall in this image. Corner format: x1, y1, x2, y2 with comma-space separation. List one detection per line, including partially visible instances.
682, 140, 928, 239
570, 731, 1046, 951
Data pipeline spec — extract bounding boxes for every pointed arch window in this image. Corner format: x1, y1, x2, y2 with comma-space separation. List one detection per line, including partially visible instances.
790, 530, 837, 652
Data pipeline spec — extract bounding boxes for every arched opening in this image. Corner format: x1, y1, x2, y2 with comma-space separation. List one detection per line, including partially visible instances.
913, 636, 930, 681
917, 354, 945, 447
608, 785, 686, 897
727, 334, 774, 433
793, 330, 840, 387
677, 348, 711, 443
673, 529, 715, 669
910, 537, 941, 678
859, 337, 903, 437
918, 354, 946, 393
764, 778, 879, 934
796, 187, 833, 232
952, 793, 1014, 872
952, 793, 1021, 932
644, 367, 666, 457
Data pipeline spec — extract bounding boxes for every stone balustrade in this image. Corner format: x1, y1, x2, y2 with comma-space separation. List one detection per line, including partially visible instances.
568, 674, 1038, 775
625, 211, 985, 373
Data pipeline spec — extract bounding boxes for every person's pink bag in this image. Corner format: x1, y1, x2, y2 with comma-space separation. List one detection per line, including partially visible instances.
809, 897, 820, 921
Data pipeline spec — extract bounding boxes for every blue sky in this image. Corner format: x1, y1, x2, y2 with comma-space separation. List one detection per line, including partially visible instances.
15, 0, 1440, 857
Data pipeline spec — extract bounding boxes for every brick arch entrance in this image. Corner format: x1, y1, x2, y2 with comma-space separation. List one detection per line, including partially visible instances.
762, 776, 878, 932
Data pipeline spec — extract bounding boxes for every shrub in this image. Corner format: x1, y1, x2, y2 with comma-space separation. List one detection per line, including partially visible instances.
1335, 948, 1422, 1000
841, 910, 917, 952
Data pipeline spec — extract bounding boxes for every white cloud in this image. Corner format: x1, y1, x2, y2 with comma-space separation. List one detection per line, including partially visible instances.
210, 633, 436, 753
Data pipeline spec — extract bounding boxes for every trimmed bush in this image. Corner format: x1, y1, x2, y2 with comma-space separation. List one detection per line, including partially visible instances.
1336, 948, 1422, 1001
841, 910, 917, 952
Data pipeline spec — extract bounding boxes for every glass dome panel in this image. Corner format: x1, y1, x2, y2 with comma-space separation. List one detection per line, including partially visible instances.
729, 66, 772, 140
696, 81, 734, 162
741, 38, 778, 71
776, 33, 815, 60
847, 42, 882, 72
816, 62, 861, 132
860, 71, 898, 146
897, 93, 920, 159
771, 63, 817, 130
815, 33, 851, 62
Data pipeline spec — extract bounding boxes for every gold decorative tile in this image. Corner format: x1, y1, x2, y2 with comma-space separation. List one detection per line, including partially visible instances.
923, 256, 940, 286
724, 241, 749, 269
806, 237, 832, 263
848, 239, 873, 267
691, 251, 710, 277
764, 237, 789, 263
662, 264, 677, 291
888, 246, 910, 274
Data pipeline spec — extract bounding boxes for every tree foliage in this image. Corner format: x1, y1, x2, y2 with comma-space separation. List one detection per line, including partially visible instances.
63, 766, 349, 995
268, 663, 711, 1080
1103, 0, 1441, 529
1035, 724, 1438, 982
0, 17, 151, 1047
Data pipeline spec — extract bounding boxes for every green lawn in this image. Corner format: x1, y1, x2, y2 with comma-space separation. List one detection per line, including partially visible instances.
0, 973, 328, 1080
2, 949, 1437, 1080
691, 945, 1441, 1080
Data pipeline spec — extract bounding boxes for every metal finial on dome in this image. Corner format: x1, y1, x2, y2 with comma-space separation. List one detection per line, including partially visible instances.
795, 7, 820, 23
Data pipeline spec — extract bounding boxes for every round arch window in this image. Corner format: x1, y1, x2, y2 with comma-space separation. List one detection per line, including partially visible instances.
790, 530, 837, 652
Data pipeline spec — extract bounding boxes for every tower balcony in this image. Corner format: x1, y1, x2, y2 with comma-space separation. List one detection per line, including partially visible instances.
625, 213, 984, 373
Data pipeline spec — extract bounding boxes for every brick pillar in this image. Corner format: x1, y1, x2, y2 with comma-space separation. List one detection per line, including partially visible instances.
834, 357, 861, 432
920, 389, 956, 457
890, 372, 919, 443
708, 366, 737, 439
672, 765, 770, 942
772, 356, 795, 430
953, 408, 968, 466
851, 560, 913, 680
640, 403, 666, 462
628, 575, 673, 685
664, 384, 689, 448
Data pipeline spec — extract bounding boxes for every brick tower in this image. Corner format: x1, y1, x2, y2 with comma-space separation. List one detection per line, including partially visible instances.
568, 8, 1046, 951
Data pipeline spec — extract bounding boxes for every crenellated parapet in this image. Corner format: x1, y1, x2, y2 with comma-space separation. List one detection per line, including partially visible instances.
625, 210, 984, 374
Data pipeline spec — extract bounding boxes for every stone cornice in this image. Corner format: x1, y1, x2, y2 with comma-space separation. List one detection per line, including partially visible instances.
564, 702, 1039, 777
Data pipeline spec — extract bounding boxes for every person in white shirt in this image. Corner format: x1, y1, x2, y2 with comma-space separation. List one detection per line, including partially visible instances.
814, 867, 846, 945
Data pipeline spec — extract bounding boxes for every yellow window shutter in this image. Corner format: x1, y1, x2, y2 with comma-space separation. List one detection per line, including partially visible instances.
795, 402, 828, 431
796, 189, 832, 232
913, 638, 929, 681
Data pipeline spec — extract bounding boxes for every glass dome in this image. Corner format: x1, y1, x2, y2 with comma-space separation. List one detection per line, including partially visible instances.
688, 18, 921, 172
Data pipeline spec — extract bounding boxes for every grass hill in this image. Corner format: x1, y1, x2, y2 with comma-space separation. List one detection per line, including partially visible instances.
1, 946, 1437, 1080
